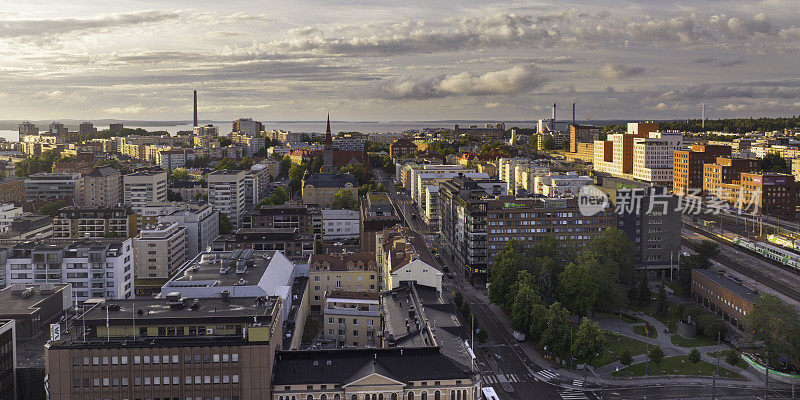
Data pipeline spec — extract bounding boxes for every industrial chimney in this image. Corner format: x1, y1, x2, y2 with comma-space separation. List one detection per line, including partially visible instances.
193, 90, 198, 128
552, 102, 556, 131
572, 102, 576, 125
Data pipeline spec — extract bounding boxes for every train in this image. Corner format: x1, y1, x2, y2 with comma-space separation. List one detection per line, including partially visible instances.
732, 236, 800, 270
767, 234, 800, 252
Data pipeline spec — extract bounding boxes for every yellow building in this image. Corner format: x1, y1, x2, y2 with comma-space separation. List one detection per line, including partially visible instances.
301, 173, 358, 208
322, 290, 380, 348
308, 253, 378, 312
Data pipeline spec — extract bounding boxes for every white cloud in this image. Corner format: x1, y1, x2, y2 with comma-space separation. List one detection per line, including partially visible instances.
376, 65, 545, 99
593, 63, 646, 80
104, 105, 147, 114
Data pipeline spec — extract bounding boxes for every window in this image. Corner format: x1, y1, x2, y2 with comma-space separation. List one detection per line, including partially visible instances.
232, 375, 239, 383
222, 354, 229, 363
112, 356, 118, 365
213, 354, 220, 362
231, 353, 239, 362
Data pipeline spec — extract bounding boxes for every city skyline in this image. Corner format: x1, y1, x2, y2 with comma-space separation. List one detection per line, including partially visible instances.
1, 0, 799, 121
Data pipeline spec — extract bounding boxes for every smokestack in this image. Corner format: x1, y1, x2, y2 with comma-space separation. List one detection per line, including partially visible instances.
193, 90, 198, 128
552, 102, 556, 121
572, 102, 575, 125
552, 102, 556, 131
701, 104, 705, 130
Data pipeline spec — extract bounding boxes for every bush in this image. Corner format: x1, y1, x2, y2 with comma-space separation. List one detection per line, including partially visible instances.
619, 349, 633, 366
649, 345, 664, 365
726, 351, 740, 367
688, 348, 701, 364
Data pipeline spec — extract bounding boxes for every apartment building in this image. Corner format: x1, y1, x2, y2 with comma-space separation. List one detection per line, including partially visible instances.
208, 170, 247, 229
359, 192, 402, 253
0, 204, 22, 234
211, 228, 315, 260
389, 137, 417, 159
632, 132, 684, 185
414, 172, 489, 215
672, 144, 732, 195
534, 172, 593, 197
0, 319, 14, 400
232, 117, 264, 135
2, 239, 134, 301
308, 253, 378, 311
244, 204, 316, 233
52, 206, 137, 239
44, 295, 282, 400
569, 124, 600, 156
322, 290, 380, 348
134, 222, 187, 280
244, 167, 271, 212
230, 131, 266, 156
123, 170, 167, 214
376, 225, 442, 293
157, 202, 219, 259
322, 209, 360, 240
24, 172, 82, 205
0, 179, 24, 206
193, 124, 219, 136
79, 167, 121, 207
18, 121, 38, 141
155, 148, 196, 171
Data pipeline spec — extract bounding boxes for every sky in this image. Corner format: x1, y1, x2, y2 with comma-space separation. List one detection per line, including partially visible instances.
1, 0, 799, 122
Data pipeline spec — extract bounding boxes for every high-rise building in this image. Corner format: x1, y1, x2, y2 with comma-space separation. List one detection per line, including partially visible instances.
79, 167, 121, 207
157, 202, 219, 259
24, 172, 83, 206
208, 170, 246, 229
108, 123, 124, 134
232, 118, 263, 136
48, 121, 67, 136
569, 124, 600, 153
78, 122, 96, 135
18, 121, 38, 142
134, 222, 187, 283
632, 132, 684, 185
52, 206, 137, 239
2, 239, 134, 301
123, 170, 167, 214
0, 319, 14, 400
672, 144, 732, 195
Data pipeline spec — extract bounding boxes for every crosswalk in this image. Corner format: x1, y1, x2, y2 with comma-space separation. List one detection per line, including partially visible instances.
481, 373, 521, 384
559, 388, 589, 400
572, 378, 584, 387
533, 369, 559, 382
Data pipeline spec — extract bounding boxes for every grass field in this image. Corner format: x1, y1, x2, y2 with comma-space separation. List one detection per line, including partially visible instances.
611, 355, 742, 379
632, 324, 658, 339
591, 331, 649, 368
671, 333, 718, 348
707, 350, 745, 368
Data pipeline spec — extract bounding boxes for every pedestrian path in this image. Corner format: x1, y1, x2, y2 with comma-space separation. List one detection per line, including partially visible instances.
534, 369, 559, 382
559, 388, 589, 400
481, 373, 521, 384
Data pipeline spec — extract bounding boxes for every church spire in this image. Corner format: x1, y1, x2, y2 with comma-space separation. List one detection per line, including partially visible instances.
324, 113, 332, 145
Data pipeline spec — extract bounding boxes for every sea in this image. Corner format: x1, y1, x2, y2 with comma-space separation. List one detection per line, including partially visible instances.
0, 120, 546, 142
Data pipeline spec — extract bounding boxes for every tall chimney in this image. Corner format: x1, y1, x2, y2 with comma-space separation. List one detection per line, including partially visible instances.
552, 102, 556, 130
701, 104, 705, 130
572, 102, 575, 125
193, 90, 198, 128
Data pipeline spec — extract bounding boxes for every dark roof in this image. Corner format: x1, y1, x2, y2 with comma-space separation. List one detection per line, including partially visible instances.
309, 253, 376, 270
303, 173, 357, 188
693, 269, 758, 304
85, 167, 119, 177
272, 347, 472, 385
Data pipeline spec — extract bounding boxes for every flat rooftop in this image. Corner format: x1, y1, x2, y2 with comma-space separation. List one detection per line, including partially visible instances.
0, 284, 70, 317
169, 249, 275, 287
694, 268, 759, 304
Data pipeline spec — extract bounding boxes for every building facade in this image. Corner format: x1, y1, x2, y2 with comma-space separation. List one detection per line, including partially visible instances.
672, 143, 732, 195
322, 209, 360, 241
308, 253, 379, 311
80, 167, 122, 207
322, 290, 380, 348
208, 170, 247, 230
134, 222, 188, 280
52, 206, 138, 239
123, 170, 168, 214
24, 172, 82, 205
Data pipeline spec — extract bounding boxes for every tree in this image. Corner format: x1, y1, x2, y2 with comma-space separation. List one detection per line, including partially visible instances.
636, 278, 652, 306
171, 168, 190, 181
688, 348, 701, 364
528, 304, 548, 343
510, 283, 541, 334
561, 140, 570, 151
541, 135, 555, 151
649, 345, 664, 365
167, 189, 182, 201
279, 155, 292, 178
695, 241, 720, 261
747, 294, 800, 367
558, 259, 600, 316
194, 192, 208, 202
656, 282, 668, 317
726, 351, 740, 367
619, 348, 633, 366
488, 241, 527, 308
218, 213, 233, 235
38, 200, 67, 217
218, 137, 232, 147
541, 302, 571, 360
332, 189, 357, 210
762, 153, 790, 174
339, 164, 368, 186
571, 318, 605, 365
578, 228, 636, 310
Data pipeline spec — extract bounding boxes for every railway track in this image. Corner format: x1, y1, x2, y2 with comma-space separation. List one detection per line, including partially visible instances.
683, 223, 800, 302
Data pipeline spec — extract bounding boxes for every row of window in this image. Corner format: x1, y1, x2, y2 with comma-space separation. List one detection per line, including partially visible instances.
73, 353, 239, 366
73, 375, 240, 388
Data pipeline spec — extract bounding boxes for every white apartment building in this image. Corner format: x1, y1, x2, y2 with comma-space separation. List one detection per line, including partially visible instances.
134, 222, 187, 280
123, 170, 167, 214
534, 172, 593, 197
424, 185, 439, 230
405, 164, 469, 199
2, 239, 134, 301
415, 172, 489, 213
193, 124, 219, 136
155, 149, 196, 171
632, 132, 684, 185
0, 204, 23, 234
208, 170, 246, 229
157, 202, 219, 259
244, 168, 271, 212
322, 209, 360, 240
498, 158, 551, 195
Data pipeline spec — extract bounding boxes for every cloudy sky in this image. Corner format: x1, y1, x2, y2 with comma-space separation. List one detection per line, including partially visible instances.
1, 0, 799, 121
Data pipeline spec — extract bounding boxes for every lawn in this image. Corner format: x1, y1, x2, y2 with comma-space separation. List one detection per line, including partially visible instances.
671, 333, 718, 348
632, 324, 658, 339
628, 301, 681, 334
599, 312, 643, 324
611, 355, 742, 379
707, 350, 745, 367
590, 331, 649, 368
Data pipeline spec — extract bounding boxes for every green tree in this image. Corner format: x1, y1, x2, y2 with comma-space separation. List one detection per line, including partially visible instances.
649, 345, 664, 365
488, 241, 526, 308
541, 302, 571, 360
541, 135, 555, 151
279, 155, 292, 178
194, 192, 208, 202
636, 278, 652, 306
747, 294, 800, 367
528, 303, 548, 343
576, 228, 635, 310
332, 189, 357, 210
171, 168, 190, 180
656, 282, 668, 317
167, 189, 182, 201
558, 259, 600, 316
726, 351, 740, 367
37, 200, 67, 217
762, 153, 790, 174
688, 348, 701, 364
571, 317, 605, 365
218, 213, 233, 235
510, 282, 541, 334
619, 348, 633, 366
218, 137, 232, 147
339, 164, 368, 186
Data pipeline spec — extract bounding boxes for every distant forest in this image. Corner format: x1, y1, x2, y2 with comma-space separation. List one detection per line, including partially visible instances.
659, 116, 800, 134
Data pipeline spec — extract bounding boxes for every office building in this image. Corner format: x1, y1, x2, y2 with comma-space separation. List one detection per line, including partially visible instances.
211, 228, 315, 260
18, 121, 38, 142
123, 170, 167, 214
707, 171, 798, 220
3, 239, 134, 301
208, 170, 247, 229
24, 172, 83, 206
322, 290, 380, 348
0, 214, 53, 241
134, 222, 187, 281
535, 172, 593, 197
569, 124, 600, 153
243, 204, 315, 234
156, 202, 219, 259
0, 319, 14, 400
631, 132, 684, 185
0, 283, 71, 339
321, 209, 360, 241
691, 269, 756, 329
52, 206, 137, 239
44, 295, 282, 400
702, 157, 762, 195
308, 253, 379, 311
673, 143, 733, 195
79, 167, 122, 207
389, 137, 417, 159
301, 173, 358, 209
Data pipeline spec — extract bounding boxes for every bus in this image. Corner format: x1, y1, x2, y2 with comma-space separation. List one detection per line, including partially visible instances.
482, 387, 500, 400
